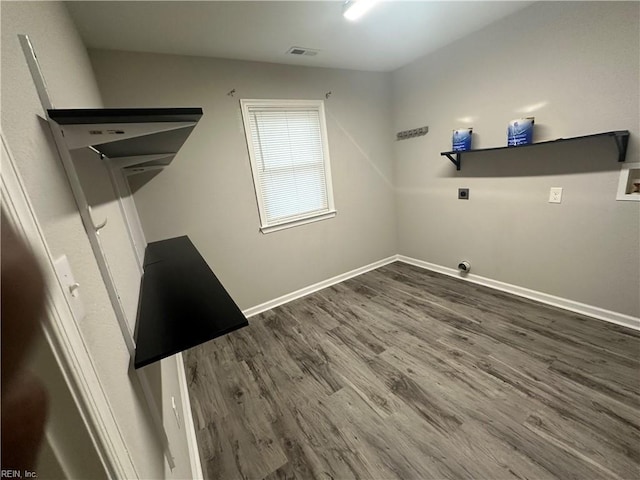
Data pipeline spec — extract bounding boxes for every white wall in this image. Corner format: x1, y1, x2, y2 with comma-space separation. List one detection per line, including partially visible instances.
89, 50, 397, 310
392, 1, 640, 317
1, 2, 194, 478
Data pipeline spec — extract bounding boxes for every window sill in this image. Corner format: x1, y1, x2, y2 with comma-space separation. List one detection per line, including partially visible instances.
260, 211, 337, 234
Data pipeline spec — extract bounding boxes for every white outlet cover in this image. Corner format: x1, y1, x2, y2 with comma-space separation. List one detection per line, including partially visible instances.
549, 187, 563, 203
53, 254, 86, 321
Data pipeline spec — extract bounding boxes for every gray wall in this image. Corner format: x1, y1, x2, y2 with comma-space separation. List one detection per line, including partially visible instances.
392, 1, 640, 317
88, 1, 638, 320
89, 50, 397, 310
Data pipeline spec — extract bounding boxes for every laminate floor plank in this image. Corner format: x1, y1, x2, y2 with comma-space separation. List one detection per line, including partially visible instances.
389, 401, 556, 480
185, 261, 640, 480
483, 349, 640, 464
245, 365, 328, 480
206, 359, 288, 479
325, 386, 448, 479
320, 334, 402, 419
186, 349, 231, 425
245, 339, 380, 480
263, 308, 344, 396
523, 405, 638, 479
378, 346, 506, 414
469, 404, 614, 480
364, 353, 464, 435
377, 263, 640, 359
381, 263, 640, 359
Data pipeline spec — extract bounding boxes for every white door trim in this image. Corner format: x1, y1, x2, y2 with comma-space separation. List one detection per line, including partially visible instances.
18, 33, 177, 469
1, 132, 139, 479
175, 353, 204, 479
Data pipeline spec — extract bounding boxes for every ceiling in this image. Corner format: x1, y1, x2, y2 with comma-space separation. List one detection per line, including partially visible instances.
66, 1, 534, 72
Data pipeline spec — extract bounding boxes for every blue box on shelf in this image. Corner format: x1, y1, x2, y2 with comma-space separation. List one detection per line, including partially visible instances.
452, 128, 473, 151
508, 117, 534, 146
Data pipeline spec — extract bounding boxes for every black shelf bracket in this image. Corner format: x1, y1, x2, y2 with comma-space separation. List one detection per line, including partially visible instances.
442, 152, 461, 170
613, 131, 630, 162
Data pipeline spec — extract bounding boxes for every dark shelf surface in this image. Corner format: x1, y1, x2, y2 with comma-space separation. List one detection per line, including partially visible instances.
441, 130, 630, 170
134, 236, 248, 369
47, 107, 203, 125
47, 107, 204, 162
96, 128, 197, 160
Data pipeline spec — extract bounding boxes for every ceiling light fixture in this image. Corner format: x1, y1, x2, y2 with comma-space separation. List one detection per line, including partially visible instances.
343, 0, 379, 21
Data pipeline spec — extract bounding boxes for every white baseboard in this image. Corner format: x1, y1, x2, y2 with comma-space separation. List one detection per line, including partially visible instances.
2, 131, 138, 477
397, 255, 640, 332
243, 256, 398, 318
243, 254, 639, 331
243, 253, 639, 331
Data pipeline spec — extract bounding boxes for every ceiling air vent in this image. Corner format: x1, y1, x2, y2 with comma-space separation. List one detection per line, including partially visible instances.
286, 47, 319, 56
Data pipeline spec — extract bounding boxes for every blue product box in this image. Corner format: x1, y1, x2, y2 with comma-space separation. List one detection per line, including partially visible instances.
452, 128, 473, 151
507, 117, 534, 146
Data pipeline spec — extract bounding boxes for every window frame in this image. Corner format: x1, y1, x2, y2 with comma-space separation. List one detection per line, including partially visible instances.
240, 98, 336, 234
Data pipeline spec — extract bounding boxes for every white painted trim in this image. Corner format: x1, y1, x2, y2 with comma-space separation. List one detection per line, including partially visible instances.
616, 162, 640, 201
260, 210, 337, 234
239, 98, 335, 233
133, 368, 175, 469
1, 132, 138, 479
243, 252, 639, 331
243, 256, 398, 317
397, 255, 640, 332
175, 353, 204, 480
106, 161, 146, 270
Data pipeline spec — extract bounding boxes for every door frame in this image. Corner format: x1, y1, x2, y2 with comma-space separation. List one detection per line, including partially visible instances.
1, 131, 139, 479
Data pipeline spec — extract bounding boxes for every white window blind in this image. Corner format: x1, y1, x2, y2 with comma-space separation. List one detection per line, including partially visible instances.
240, 99, 336, 233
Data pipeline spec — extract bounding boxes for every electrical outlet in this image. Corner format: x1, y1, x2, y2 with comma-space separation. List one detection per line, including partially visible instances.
549, 187, 563, 203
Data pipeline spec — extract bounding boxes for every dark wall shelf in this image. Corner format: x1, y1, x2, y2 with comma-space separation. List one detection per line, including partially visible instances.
48, 107, 203, 125
441, 130, 630, 170
134, 236, 248, 369
48, 107, 203, 173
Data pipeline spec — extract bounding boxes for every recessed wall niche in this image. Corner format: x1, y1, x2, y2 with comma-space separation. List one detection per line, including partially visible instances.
617, 162, 640, 201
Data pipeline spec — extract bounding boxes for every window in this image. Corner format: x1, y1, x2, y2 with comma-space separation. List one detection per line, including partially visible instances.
240, 99, 336, 233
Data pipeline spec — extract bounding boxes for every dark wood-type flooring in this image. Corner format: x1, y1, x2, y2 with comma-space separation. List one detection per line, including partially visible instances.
184, 262, 640, 480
